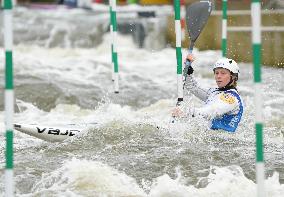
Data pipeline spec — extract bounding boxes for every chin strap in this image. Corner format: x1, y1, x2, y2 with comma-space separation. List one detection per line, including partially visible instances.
218, 85, 236, 91
218, 76, 237, 91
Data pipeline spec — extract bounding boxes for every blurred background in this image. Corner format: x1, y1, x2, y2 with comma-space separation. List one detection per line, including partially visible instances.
1, 0, 283, 67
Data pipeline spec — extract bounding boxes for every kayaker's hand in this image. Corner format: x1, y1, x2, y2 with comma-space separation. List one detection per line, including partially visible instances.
172, 107, 185, 118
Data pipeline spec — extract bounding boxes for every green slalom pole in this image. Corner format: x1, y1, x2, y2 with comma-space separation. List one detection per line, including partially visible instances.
251, 0, 265, 196
222, 0, 227, 57
110, 0, 119, 94
109, 0, 113, 81
174, 0, 183, 103
4, 0, 14, 196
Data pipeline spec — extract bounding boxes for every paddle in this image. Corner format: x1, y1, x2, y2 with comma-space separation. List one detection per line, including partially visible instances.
184, 1, 212, 78
172, 1, 212, 122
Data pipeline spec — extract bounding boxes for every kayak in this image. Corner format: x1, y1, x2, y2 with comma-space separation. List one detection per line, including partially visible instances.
13, 123, 95, 142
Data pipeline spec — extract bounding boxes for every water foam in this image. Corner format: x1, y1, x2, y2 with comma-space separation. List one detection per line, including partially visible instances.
31, 158, 145, 196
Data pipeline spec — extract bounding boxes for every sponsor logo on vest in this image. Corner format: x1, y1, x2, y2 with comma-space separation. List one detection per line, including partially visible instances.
229, 116, 239, 128
220, 93, 235, 104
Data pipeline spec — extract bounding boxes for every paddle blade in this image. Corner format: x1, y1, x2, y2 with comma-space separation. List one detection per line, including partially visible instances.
186, 1, 212, 42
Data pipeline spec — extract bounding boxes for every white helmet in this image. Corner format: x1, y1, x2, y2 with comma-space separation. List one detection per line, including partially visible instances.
213, 58, 240, 76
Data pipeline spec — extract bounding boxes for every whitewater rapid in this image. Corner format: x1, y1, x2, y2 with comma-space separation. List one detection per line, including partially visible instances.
0, 6, 283, 197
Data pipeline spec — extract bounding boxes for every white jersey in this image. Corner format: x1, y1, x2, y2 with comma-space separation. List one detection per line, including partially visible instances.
183, 75, 243, 132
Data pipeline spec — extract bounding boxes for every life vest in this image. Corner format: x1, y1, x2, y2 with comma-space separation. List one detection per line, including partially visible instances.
210, 90, 243, 132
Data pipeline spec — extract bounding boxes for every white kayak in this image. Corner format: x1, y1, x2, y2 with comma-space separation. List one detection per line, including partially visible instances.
13, 123, 96, 142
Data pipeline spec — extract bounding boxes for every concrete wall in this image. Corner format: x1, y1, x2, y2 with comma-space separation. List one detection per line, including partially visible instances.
167, 10, 284, 67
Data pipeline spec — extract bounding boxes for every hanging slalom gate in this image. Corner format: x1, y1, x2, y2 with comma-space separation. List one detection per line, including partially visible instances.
3, 0, 15, 196
2, 2, 116, 195
221, 0, 264, 196
178, 0, 264, 196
